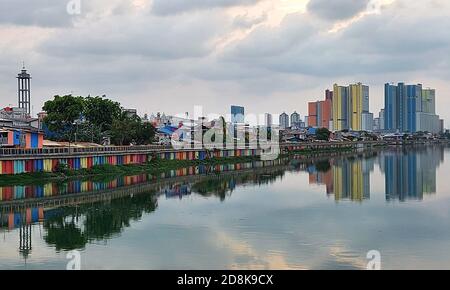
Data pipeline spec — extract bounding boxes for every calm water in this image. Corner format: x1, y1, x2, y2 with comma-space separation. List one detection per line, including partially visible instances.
1, 146, 450, 270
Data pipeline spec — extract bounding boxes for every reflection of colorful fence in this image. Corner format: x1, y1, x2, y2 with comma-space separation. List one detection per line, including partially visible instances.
0, 154, 150, 175
0, 149, 262, 176
0, 159, 282, 203
157, 149, 260, 161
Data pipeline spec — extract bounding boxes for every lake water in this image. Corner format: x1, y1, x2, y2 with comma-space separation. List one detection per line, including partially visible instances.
1, 146, 450, 270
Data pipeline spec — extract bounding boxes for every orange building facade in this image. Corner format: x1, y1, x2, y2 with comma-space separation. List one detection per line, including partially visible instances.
308, 99, 332, 129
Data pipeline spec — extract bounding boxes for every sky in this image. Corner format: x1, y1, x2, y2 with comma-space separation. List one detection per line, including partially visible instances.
0, 0, 449, 126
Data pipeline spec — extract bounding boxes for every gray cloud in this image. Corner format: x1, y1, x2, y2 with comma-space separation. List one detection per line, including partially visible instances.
1, 0, 450, 125
0, 0, 76, 27
151, 0, 262, 16
307, 0, 371, 20
39, 11, 228, 60
224, 1, 450, 78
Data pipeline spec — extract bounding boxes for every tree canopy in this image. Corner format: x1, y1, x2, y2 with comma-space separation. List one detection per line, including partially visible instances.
42, 95, 155, 145
316, 128, 331, 141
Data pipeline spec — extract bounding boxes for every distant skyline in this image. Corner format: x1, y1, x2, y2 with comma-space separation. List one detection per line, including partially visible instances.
0, 0, 449, 126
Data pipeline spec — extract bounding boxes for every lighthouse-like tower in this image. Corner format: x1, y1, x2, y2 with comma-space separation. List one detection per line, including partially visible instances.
17, 65, 31, 115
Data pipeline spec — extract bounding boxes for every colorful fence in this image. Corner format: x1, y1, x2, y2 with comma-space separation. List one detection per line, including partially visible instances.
0, 153, 152, 175
0, 158, 283, 203
0, 149, 262, 176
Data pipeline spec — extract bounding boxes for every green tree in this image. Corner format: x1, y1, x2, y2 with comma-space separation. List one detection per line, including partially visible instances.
110, 113, 137, 145
316, 128, 331, 141
110, 112, 155, 145
83, 96, 121, 132
43, 95, 84, 141
135, 121, 156, 145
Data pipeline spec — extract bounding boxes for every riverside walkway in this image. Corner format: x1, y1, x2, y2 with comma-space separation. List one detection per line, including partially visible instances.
0, 141, 383, 159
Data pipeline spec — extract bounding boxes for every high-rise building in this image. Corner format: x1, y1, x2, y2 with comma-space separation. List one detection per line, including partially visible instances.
308, 102, 318, 128
231, 105, 245, 124
290, 111, 300, 128
17, 66, 31, 115
264, 113, 273, 128
379, 109, 385, 131
422, 88, 436, 114
349, 83, 370, 131
373, 117, 380, 131
332, 84, 349, 131
406, 84, 423, 133
333, 83, 371, 131
362, 112, 374, 132
384, 83, 398, 131
325, 89, 333, 101
279, 112, 289, 129
384, 83, 440, 133
308, 90, 333, 129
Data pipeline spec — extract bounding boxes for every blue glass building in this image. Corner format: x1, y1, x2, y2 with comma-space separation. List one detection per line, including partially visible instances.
384, 83, 423, 133
231, 106, 245, 124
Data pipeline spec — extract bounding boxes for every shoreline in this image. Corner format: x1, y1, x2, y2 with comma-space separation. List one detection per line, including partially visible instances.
1, 141, 448, 186
0, 147, 354, 186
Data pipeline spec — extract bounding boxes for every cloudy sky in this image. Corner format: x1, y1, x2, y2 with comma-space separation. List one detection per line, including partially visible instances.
0, 0, 449, 125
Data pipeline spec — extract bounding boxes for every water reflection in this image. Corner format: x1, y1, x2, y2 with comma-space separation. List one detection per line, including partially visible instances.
0, 146, 448, 268
305, 147, 444, 202
0, 159, 288, 259
306, 154, 375, 202
44, 193, 158, 251
381, 147, 444, 201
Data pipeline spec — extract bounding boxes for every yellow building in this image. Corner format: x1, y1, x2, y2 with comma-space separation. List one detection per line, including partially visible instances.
333, 83, 369, 131
333, 84, 349, 131
348, 83, 370, 131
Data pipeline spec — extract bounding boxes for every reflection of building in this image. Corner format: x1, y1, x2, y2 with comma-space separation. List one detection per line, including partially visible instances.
384, 148, 443, 201
0, 207, 45, 259
164, 183, 191, 199
333, 157, 372, 202
307, 157, 373, 202
0, 208, 44, 230
308, 168, 334, 195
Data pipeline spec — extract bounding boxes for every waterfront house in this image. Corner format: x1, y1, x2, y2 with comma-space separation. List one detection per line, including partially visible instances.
0, 126, 44, 149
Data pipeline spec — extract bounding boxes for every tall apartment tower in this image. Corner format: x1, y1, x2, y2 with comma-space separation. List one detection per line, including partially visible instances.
333, 84, 349, 131
17, 66, 32, 115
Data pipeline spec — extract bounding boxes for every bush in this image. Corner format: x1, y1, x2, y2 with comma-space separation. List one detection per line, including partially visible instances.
54, 162, 70, 174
